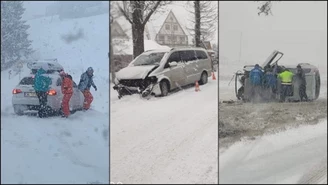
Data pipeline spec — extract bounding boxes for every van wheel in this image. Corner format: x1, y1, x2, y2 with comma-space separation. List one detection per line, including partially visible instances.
160, 80, 169, 96
199, 72, 208, 85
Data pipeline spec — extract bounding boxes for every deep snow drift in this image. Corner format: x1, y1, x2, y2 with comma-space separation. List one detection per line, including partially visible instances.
110, 73, 218, 184
1, 13, 109, 183
219, 119, 327, 184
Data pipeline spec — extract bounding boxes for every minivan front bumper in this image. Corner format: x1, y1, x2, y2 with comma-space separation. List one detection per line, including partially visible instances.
113, 77, 160, 99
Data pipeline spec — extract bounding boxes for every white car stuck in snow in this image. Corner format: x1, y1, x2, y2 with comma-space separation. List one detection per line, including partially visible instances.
12, 60, 85, 116
113, 47, 213, 99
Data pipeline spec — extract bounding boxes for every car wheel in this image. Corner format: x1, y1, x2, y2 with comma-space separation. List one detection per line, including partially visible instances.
13, 106, 23, 116
160, 80, 169, 96
199, 71, 208, 85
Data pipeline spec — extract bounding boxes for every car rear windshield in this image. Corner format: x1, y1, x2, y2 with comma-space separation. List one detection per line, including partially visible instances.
132, 52, 166, 66
19, 77, 35, 85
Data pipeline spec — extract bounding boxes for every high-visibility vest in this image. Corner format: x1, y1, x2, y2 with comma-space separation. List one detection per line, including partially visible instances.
278, 71, 294, 85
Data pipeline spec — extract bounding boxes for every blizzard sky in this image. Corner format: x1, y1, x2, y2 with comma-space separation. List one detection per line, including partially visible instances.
23, 1, 54, 20
219, 1, 327, 72
22, 1, 109, 20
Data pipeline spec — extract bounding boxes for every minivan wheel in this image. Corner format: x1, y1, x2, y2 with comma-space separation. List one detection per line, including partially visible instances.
199, 72, 208, 85
160, 80, 169, 96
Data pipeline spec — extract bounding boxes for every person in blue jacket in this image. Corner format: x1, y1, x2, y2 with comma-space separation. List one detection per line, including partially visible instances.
263, 67, 277, 100
34, 64, 52, 118
78, 67, 97, 110
249, 64, 264, 101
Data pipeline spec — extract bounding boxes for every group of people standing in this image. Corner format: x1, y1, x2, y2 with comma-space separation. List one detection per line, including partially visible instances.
249, 64, 308, 102
33, 64, 97, 118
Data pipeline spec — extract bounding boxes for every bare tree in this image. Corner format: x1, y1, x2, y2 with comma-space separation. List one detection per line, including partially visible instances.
194, 1, 201, 47
256, 1, 274, 16
187, 1, 218, 45
117, 1, 171, 58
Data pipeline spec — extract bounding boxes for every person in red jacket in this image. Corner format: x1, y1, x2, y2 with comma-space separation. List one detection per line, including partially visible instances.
60, 71, 73, 118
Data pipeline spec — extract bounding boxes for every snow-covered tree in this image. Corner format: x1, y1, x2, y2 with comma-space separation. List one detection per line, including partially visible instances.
117, 1, 171, 58
187, 1, 218, 46
1, 1, 33, 69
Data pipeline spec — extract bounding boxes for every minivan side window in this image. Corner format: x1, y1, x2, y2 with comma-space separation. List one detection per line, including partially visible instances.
167, 52, 181, 63
179, 50, 197, 62
195, 50, 208, 60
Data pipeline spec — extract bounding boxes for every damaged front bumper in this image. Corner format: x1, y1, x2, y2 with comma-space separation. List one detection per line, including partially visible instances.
113, 77, 160, 99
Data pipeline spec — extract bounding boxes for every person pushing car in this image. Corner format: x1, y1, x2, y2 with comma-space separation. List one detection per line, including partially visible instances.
59, 71, 73, 118
78, 67, 97, 110
33, 63, 52, 118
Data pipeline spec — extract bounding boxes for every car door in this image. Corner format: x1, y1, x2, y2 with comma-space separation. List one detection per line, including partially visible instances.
163, 51, 187, 89
182, 50, 200, 84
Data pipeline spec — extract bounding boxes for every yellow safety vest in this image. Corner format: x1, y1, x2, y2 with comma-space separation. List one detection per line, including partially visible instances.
278, 71, 294, 85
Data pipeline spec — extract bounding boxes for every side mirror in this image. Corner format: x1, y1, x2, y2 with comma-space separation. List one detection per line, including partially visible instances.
169, 61, 178, 67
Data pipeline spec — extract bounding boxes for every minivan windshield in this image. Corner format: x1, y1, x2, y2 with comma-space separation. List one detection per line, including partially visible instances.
132, 52, 166, 66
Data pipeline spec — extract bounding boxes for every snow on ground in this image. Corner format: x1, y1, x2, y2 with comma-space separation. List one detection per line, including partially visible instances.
1, 13, 109, 183
219, 119, 327, 184
110, 73, 218, 184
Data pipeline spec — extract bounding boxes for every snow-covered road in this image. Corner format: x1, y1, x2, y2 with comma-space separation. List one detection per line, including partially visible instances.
110, 75, 218, 184
219, 120, 327, 184
1, 111, 109, 184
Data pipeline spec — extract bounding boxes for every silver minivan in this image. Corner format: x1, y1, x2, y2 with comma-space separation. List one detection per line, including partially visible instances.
113, 47, 213, 99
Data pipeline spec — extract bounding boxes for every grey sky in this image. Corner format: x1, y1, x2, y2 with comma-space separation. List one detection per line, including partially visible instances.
219, 1, 327, 71
23, 1, 54, 20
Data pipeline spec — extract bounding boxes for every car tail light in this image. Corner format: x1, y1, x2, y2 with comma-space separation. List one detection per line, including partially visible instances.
47, 89, 57, 96
12, 89, 22, 94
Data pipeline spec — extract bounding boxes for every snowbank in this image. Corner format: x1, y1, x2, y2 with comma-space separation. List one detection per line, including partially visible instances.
219, 119, 327, 184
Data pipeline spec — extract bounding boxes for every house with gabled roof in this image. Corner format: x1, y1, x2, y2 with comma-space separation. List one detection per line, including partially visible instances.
145, 10, 192, 48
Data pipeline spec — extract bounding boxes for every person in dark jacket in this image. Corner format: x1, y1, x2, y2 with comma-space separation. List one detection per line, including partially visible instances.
296, 64, 308, 101
33, 64, 52, 118
249, 64, 264, 102
263, 67, 277, 100
78, 67, 97, 110
60, 71, 73, 117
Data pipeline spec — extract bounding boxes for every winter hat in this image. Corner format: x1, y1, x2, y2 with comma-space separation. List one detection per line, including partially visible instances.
41, 63, 50, 71
87, 67, 94, 73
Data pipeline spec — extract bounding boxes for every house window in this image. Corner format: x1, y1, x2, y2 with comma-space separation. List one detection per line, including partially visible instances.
159, 35, 164, 40
167, 35, 171, 40
173, 25, 178, 31
172, 36, 177, 41
165, 24, 170, 30
180, 36, 185, 41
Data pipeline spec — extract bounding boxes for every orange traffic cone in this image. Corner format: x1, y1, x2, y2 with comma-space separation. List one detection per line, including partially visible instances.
195, 81, 200, 92
212, 72, 216, 80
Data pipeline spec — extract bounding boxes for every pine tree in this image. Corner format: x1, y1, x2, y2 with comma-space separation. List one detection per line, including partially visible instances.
1, 1, 33, 69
